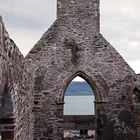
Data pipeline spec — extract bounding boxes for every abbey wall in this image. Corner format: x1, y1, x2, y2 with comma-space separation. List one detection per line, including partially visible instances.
0, 0, 140, 140
26, 0, 139, 139
0, 16, 34, 140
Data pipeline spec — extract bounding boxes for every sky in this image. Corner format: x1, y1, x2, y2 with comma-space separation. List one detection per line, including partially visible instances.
0, 0, 140, 78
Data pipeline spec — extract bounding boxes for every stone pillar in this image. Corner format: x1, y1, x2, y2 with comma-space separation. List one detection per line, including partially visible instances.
94, 101, 107, 140
55, 102, 65, 140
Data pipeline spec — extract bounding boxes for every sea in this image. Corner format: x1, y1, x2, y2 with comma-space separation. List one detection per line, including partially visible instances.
64, 96, 95, 115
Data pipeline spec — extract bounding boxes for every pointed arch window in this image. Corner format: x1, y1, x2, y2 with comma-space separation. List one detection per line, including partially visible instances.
64, 76, 95, 115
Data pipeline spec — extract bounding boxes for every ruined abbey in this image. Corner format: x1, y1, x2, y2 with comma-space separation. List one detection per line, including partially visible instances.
0, 0, 140, 140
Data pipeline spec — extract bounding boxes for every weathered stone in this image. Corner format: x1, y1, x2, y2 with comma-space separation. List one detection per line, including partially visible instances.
0, 17, 34, 140
25, 0, 138, 140
0, 0, 140, 140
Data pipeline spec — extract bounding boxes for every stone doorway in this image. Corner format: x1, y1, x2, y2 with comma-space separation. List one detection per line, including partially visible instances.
62, 72, 106, 140
63, 76, 95, 139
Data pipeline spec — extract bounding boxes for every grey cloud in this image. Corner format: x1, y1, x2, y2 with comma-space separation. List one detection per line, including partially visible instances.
0, 0, 56, 56
101, 0, 140, 65
1, 13, 54, 30
0, 0, 56, 30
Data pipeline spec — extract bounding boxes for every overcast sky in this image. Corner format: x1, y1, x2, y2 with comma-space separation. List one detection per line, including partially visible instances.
0, 0, 140, 75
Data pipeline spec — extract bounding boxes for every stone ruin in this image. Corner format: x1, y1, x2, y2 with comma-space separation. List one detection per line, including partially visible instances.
0, 0, 140, 140
0, 16, 33, 140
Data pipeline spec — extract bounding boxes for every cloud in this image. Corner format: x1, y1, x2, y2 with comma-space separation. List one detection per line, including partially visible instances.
101, 0, 140, 73
0, 0, 57, 29
73, 76, 85, 82
8, 27, 44, 55
129, 60, 140, 74
0, 0, 57, 56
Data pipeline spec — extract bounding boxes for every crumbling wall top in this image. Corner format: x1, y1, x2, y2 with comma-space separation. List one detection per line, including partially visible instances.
0, 16, 24, 65
57, 0, 99, 17
57, 0, 100, 32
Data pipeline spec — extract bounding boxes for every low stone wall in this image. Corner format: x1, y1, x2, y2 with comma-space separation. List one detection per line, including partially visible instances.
64, 115, 95, 130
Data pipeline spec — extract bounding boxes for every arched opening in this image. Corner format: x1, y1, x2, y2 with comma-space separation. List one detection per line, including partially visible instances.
63, 76, 95, 139
0, 84, 15, 140
64, 76, 95, 115
61, 71, 106, 140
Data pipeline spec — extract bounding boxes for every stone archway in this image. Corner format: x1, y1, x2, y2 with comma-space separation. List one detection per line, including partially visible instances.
62, 71, 102, 102
56, 71, 108, 140
62, 71, 102, 140
58, 70, 109, 104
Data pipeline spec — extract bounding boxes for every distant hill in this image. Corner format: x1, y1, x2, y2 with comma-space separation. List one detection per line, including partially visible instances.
65, 81, 93, 96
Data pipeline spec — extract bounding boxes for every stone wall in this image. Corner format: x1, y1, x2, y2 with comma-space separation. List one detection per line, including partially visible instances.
0, 16, 33, 140
26, 0, 138, 140
0, 0, 139, 140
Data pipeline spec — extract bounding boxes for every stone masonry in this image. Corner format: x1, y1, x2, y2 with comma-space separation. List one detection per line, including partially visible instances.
0, 16, 34, 140
26, 0, 139, 140
0, 0, 140, 140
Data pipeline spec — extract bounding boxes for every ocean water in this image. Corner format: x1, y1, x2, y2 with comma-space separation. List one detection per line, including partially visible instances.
64, 96, 95, 115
